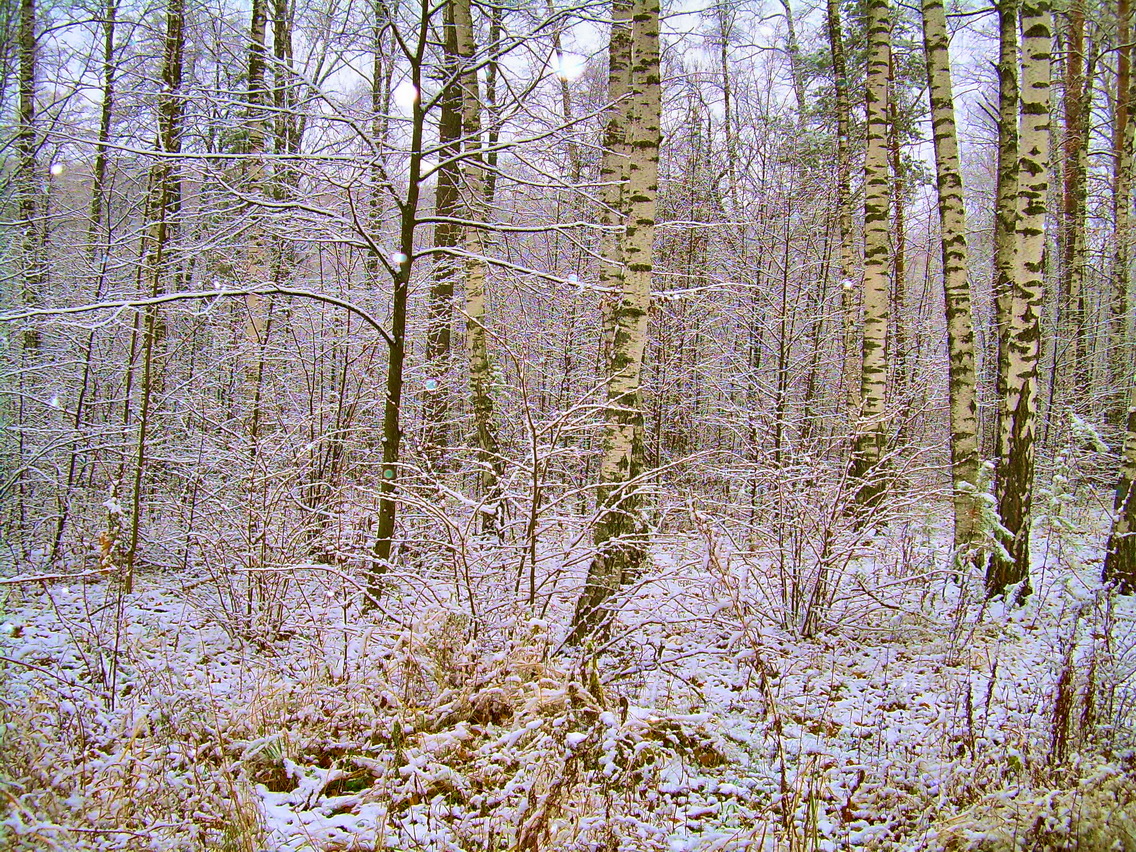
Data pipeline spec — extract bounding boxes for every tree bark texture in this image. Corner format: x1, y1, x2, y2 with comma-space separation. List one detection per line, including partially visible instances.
1105, 393, 1136, 593
922, 0, 983, 559
17, 0, 42, 350
422, 1, 462, 467
1111, 0, 1134, 425
887, 50, 910, 428
990, 0, 1052, 600
825, 0, 860, 423
370, 1, 429, 597
849, 0, 892, 508
125, 0, 186, 591
1058, 0, 1090, 400
597, 0, 632, 371
991, 0, 1020, 461
571, 0, 661, 641
453, 0, 505, 529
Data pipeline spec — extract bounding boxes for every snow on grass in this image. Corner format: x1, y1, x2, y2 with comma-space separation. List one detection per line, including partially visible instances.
1, 501, 1134, 850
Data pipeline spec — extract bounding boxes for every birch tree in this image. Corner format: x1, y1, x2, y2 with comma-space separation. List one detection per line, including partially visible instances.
921, 0, 982, 560
990, 0, 1019, 458
849, 0, 892, 507
597, 0, 631, 373
1110, 0, 1133, 423
825, 0, 859, 421
571, 0, 661, 640
990, 0, 1053, 600
453, 0, 505, 529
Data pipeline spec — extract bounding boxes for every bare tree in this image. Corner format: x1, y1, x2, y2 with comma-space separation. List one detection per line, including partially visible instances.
124, 0, 186, 592
571, 0, 661, 641
922, 0, 982, 562
849, 0, 892, 508
825, 0, 860, 423
16, 0, 41, 350
454, 0, 505, 531
1110, 0, 1134, 424
990, 0, 1053, 600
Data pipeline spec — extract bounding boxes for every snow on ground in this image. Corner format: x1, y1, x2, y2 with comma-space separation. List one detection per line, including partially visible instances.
1, 502, 1135, 850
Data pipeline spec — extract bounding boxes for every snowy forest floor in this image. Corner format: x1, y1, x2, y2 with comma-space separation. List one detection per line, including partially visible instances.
2, 496, 1135, 851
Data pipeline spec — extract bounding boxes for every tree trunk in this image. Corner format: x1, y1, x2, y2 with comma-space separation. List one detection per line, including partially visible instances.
597, 0, 632, 375
825, 0, 860, 423
17, 0, 41, 351
1111, 0, 1134, 425
482, 3, 502, 205
990, 0, 1053, 600
242, 0, 271, 576
422, 1, 460, 466
778, 0, 808, 119
1058, 0, 1091, 402
124, 0, 185, 592
570, 0, 660, 641
370, 1, 430, 599
991, 0, 1020, 461
922, 0, 983, 560
888, 50, 910, 433
49, 0, 119, 564
849, 0, 892, 508
453, 0, 505, 531
1105, 391, 1136, 592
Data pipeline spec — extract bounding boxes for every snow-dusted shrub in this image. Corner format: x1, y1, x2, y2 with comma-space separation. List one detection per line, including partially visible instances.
927, 763, 1136, 852
691, 455, 936, 638
0, 685, 264, 851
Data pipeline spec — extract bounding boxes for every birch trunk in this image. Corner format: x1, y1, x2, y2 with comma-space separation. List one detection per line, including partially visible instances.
597, 0, 632, 372
1111, 0, 1134, 425
849, 0, 892, 508
453, 0, 505, 531
571, 0, 660, 641
888, 50, 910, 429
990, 0, 1052, 599
922, 0, 982, 558
825, 0, 860, 422
991, 0, 1019, 460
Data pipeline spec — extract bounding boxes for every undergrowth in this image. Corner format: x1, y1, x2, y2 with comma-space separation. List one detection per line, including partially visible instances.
2, 505, 1135, 851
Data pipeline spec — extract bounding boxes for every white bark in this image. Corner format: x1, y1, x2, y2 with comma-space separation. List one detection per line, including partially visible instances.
991, 0, 1052, 598
922, 0, 982, 557
571, 0, 660, 640
849, 0, 892, 507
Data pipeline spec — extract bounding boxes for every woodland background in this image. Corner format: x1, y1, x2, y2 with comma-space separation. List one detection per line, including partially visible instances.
1, 0, 1135, 848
